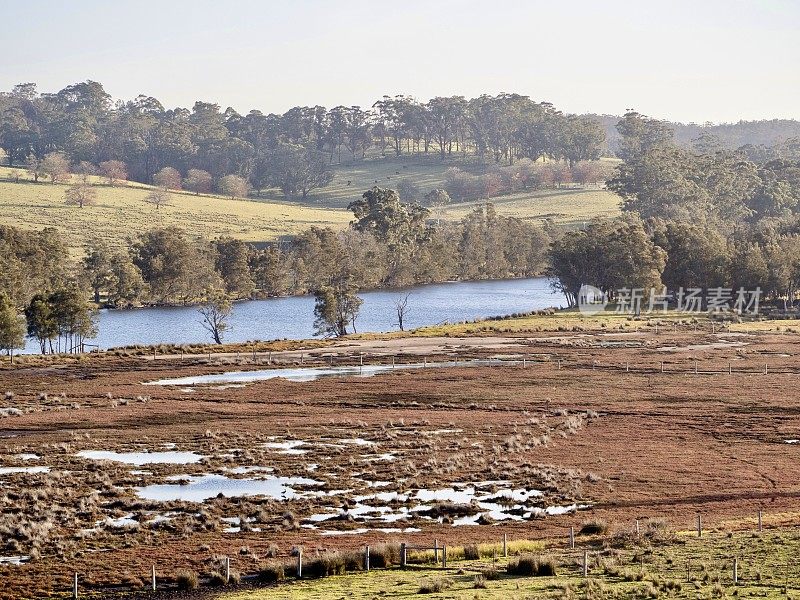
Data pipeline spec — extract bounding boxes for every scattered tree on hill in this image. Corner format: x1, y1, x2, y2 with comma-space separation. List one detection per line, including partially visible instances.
0, 292, 25, 362
99, 160, 128, 186
217, 174, 249, 199
74, 160, 97, 183
64, 183, 97, 208
144, 188, 170, 210
25, 155, 46, 182
261, 141, 333, 199
198, 288, 232, 344
184, 168, 213, 195
153, 166, 182, 190
42, 152, 71, 184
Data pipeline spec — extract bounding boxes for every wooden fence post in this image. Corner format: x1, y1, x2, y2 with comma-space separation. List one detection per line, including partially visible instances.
758, 510, 763, 532
73, 573, 78, 599
151, 565, 156, 591
225, 556, 230, 583
765, 362, 768, 375
729, 362, 732, 375
583, 550, 588, 577
733, 558, 738, 584
268, 352, 272, 365
442, 545, 447, 568
635, 519, 640, 535
569, 527, 574, 549
364, 545, 370, 571
297, 549, 302, 578
626, 362, 630, 372
434, 539, 439, 563
400, 543, 407, 568
558, 359, 562, 370
660, 361, 664, 373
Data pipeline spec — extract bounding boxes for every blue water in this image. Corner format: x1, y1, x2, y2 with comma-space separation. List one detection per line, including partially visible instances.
77, 277, 563, 350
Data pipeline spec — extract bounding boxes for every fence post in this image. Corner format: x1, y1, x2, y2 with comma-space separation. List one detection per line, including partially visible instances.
697, 514, 702, 537
297, 548, 302, 578
626, 362, 629, 373
729, 362, 732, 375
442, 545, 447, 568
661, 361, 664, 373
765, 362, 768, 375
522, 357, 526, 368
73, 573, 78, 600
300, 352, 304, 364
225, 556, 230, 584
758, 510, 763, 532
569, 527, 574, 549
360, 353, 363, 366
424, 356, 427, 368
635, 520, 640, 535
400, 543, 407, 568
557, 359, 562, 370
364, 545, 370, 571
151, 565, 156, 591
434, 539, 439, 564
268, 352, 272, 365
733, 558, 738, 584
503, 533, 508, 557
583, 550, 588, 577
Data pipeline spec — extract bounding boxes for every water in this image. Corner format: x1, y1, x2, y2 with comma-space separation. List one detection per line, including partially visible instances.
79, 277, 562, 350
136, 474, 321, 502
147, 359, 510, 386
76, 450, 205, 465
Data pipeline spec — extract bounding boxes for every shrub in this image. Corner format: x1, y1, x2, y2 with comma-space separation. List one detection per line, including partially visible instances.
258, 562, 285, 583
370, 543, 400, 568
481, 566, 501, 580
176, 570, 199, 591
463, 544, 480, 560
418, 577, 453, 593
507, 554, 557, 577
579, 519, 608, 535
474, 574, 487, 589
207, 570, 227, 586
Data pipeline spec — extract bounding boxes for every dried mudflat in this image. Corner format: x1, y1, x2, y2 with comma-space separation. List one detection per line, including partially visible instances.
1, 326, 800, 598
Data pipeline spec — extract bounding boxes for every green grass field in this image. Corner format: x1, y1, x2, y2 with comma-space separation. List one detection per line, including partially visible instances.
218, 526, 800, 600
0, 167, 351, 253
0, 155, 621, 252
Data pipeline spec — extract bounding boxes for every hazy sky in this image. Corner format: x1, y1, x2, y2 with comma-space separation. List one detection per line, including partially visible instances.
3, 0, 798, 123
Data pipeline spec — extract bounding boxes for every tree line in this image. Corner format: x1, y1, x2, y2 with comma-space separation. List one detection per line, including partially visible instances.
0, 81, 606, 199
549, 112, 800, 309
0, 188, 552, 352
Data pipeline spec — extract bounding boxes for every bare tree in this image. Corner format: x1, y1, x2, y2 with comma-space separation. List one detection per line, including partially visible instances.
217, 174, 250, 199
198, 289, 232, 344
153, 166, 182, 190
42, 152, 71, 184
64, 183, 98, 208
394, 293, 411, 331
144, 188, 170, 210
98, 160, 128, 186
184, 169, 213, 195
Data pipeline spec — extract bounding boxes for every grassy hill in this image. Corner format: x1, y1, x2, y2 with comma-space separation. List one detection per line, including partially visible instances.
0, 156, 622, 252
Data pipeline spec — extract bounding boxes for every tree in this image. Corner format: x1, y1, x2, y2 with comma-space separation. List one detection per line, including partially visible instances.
144, 187, 170, 210
24, 293, 57, 353
64, 183, 98, 208
152, 166, 182, 190
198, 288, 232, 344
0, 292, 25, 361
25, 155, 46, 182
184, 168, 212, 195
313, 277, 363, 337
424, 188, 451, 208
99, 160, 128, 186
48, 286, 98, 353
217, 174, 250, 198
74, 160, 97, 183
394, 293, 410, 331
41, 151, 71, 184
262, 141, 333, 199
214, 238, 255, 298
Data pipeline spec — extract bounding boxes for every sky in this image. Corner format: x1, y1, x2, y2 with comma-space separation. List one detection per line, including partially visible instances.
2, 0, 798, 123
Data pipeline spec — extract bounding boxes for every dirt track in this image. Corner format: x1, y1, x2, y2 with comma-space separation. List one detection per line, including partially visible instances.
2, 326, 800, 598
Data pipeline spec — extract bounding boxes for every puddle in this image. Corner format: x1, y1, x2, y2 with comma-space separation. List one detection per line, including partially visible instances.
785, 439, 799, 444
339, 438, 376, 446
263, 440, 308, 455
76, 450, 204, 465
101, 513, 138, 529
224, 466, 275, 474
136, 474, 321, 502
147, 359, 511, 386
0, 466, 50, 475
0, 556, 29, 566
362, 453, 396, 462
15, 453, 40, 461
320, 527, 421, 536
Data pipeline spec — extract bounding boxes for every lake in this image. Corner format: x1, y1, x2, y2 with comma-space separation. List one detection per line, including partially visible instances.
79, 277, 564, 350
